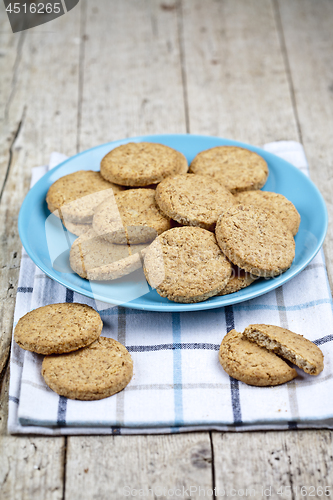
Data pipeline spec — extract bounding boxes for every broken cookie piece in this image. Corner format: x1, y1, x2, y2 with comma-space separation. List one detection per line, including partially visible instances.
243, 324, 324, 376
218, 329, 298, 386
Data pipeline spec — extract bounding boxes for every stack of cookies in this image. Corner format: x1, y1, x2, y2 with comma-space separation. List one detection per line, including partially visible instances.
46, 170, 125, 236
46, 142, 301, 304
219, 324, 324, 386
14, 303, 133, 400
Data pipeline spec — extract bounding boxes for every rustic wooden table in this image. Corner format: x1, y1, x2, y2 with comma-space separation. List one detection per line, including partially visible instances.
1, 0, 333, 498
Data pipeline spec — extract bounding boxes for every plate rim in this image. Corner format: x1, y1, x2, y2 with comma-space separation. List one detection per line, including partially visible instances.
18, 133, 328, 312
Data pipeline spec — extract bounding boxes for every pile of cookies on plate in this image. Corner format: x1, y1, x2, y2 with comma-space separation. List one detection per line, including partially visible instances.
15, 147, 321, 401
46, 142, 300, 303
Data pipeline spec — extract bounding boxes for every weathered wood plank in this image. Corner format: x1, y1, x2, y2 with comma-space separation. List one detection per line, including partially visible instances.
78, 0, 186, 151
0, 3, 81, 374
212, 430, 333, 499
181, 0, 299, 145
0, 0, 332, 497
65, 434, 213, 500
182, 0, 333, 494
286, 431, 333, 493
276, 0, 333, 288
212, 431, 291, 499
0, 4, 82, 499
0, 361, 10, 434
0, 329, 64, 500
64, 1, 214, 496
0, 435, 65, 500
1, 359, 63, 500
0, 1, 25, 192
0, 8, 26, 358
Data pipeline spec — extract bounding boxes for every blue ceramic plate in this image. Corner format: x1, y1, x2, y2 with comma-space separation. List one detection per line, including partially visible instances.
18, 134, 328, 311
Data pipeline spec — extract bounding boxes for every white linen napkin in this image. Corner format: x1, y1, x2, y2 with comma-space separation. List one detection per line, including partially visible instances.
8, 142, 333, 435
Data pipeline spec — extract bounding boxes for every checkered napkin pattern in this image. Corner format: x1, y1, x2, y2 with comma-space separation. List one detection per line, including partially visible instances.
8, 142, 333, 435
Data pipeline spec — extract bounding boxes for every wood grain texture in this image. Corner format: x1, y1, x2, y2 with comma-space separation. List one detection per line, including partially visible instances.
182, 0, 333, 495
212, 430, 333, 499
0, 3, 26, 372
181, 0, 299, 145
79, 0, 186, 151
276, 0, 333, 289
65, 2, 214, 496
286, 431, 333, 491
0, 436, 64, 500
0, 0, 333, 497
0, 362, 10, 435
0, 4, 82, 498
65, 434, 213, 500
213, 431, 291, 498
0, 5, 81, 374
0, 27, 24, 194
0, 333, 62, 500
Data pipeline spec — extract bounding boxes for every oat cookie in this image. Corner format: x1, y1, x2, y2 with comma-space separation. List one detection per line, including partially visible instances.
63, 220, 91, 236
46, 170, 124, 223
42, 337, 133, 400
93, 189, 172, 245
70, 228, 147, 281
234, 190, 300, 236
215, 205, 295, 277
143, 227, 232, 303
217, 265, 258, 296
189, 146, 268, 193
155, 174, 235, 231
100, 142, 188, 187
244, 324, 324, 375
219, 329, 298, 386
14, 303, 103, 355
